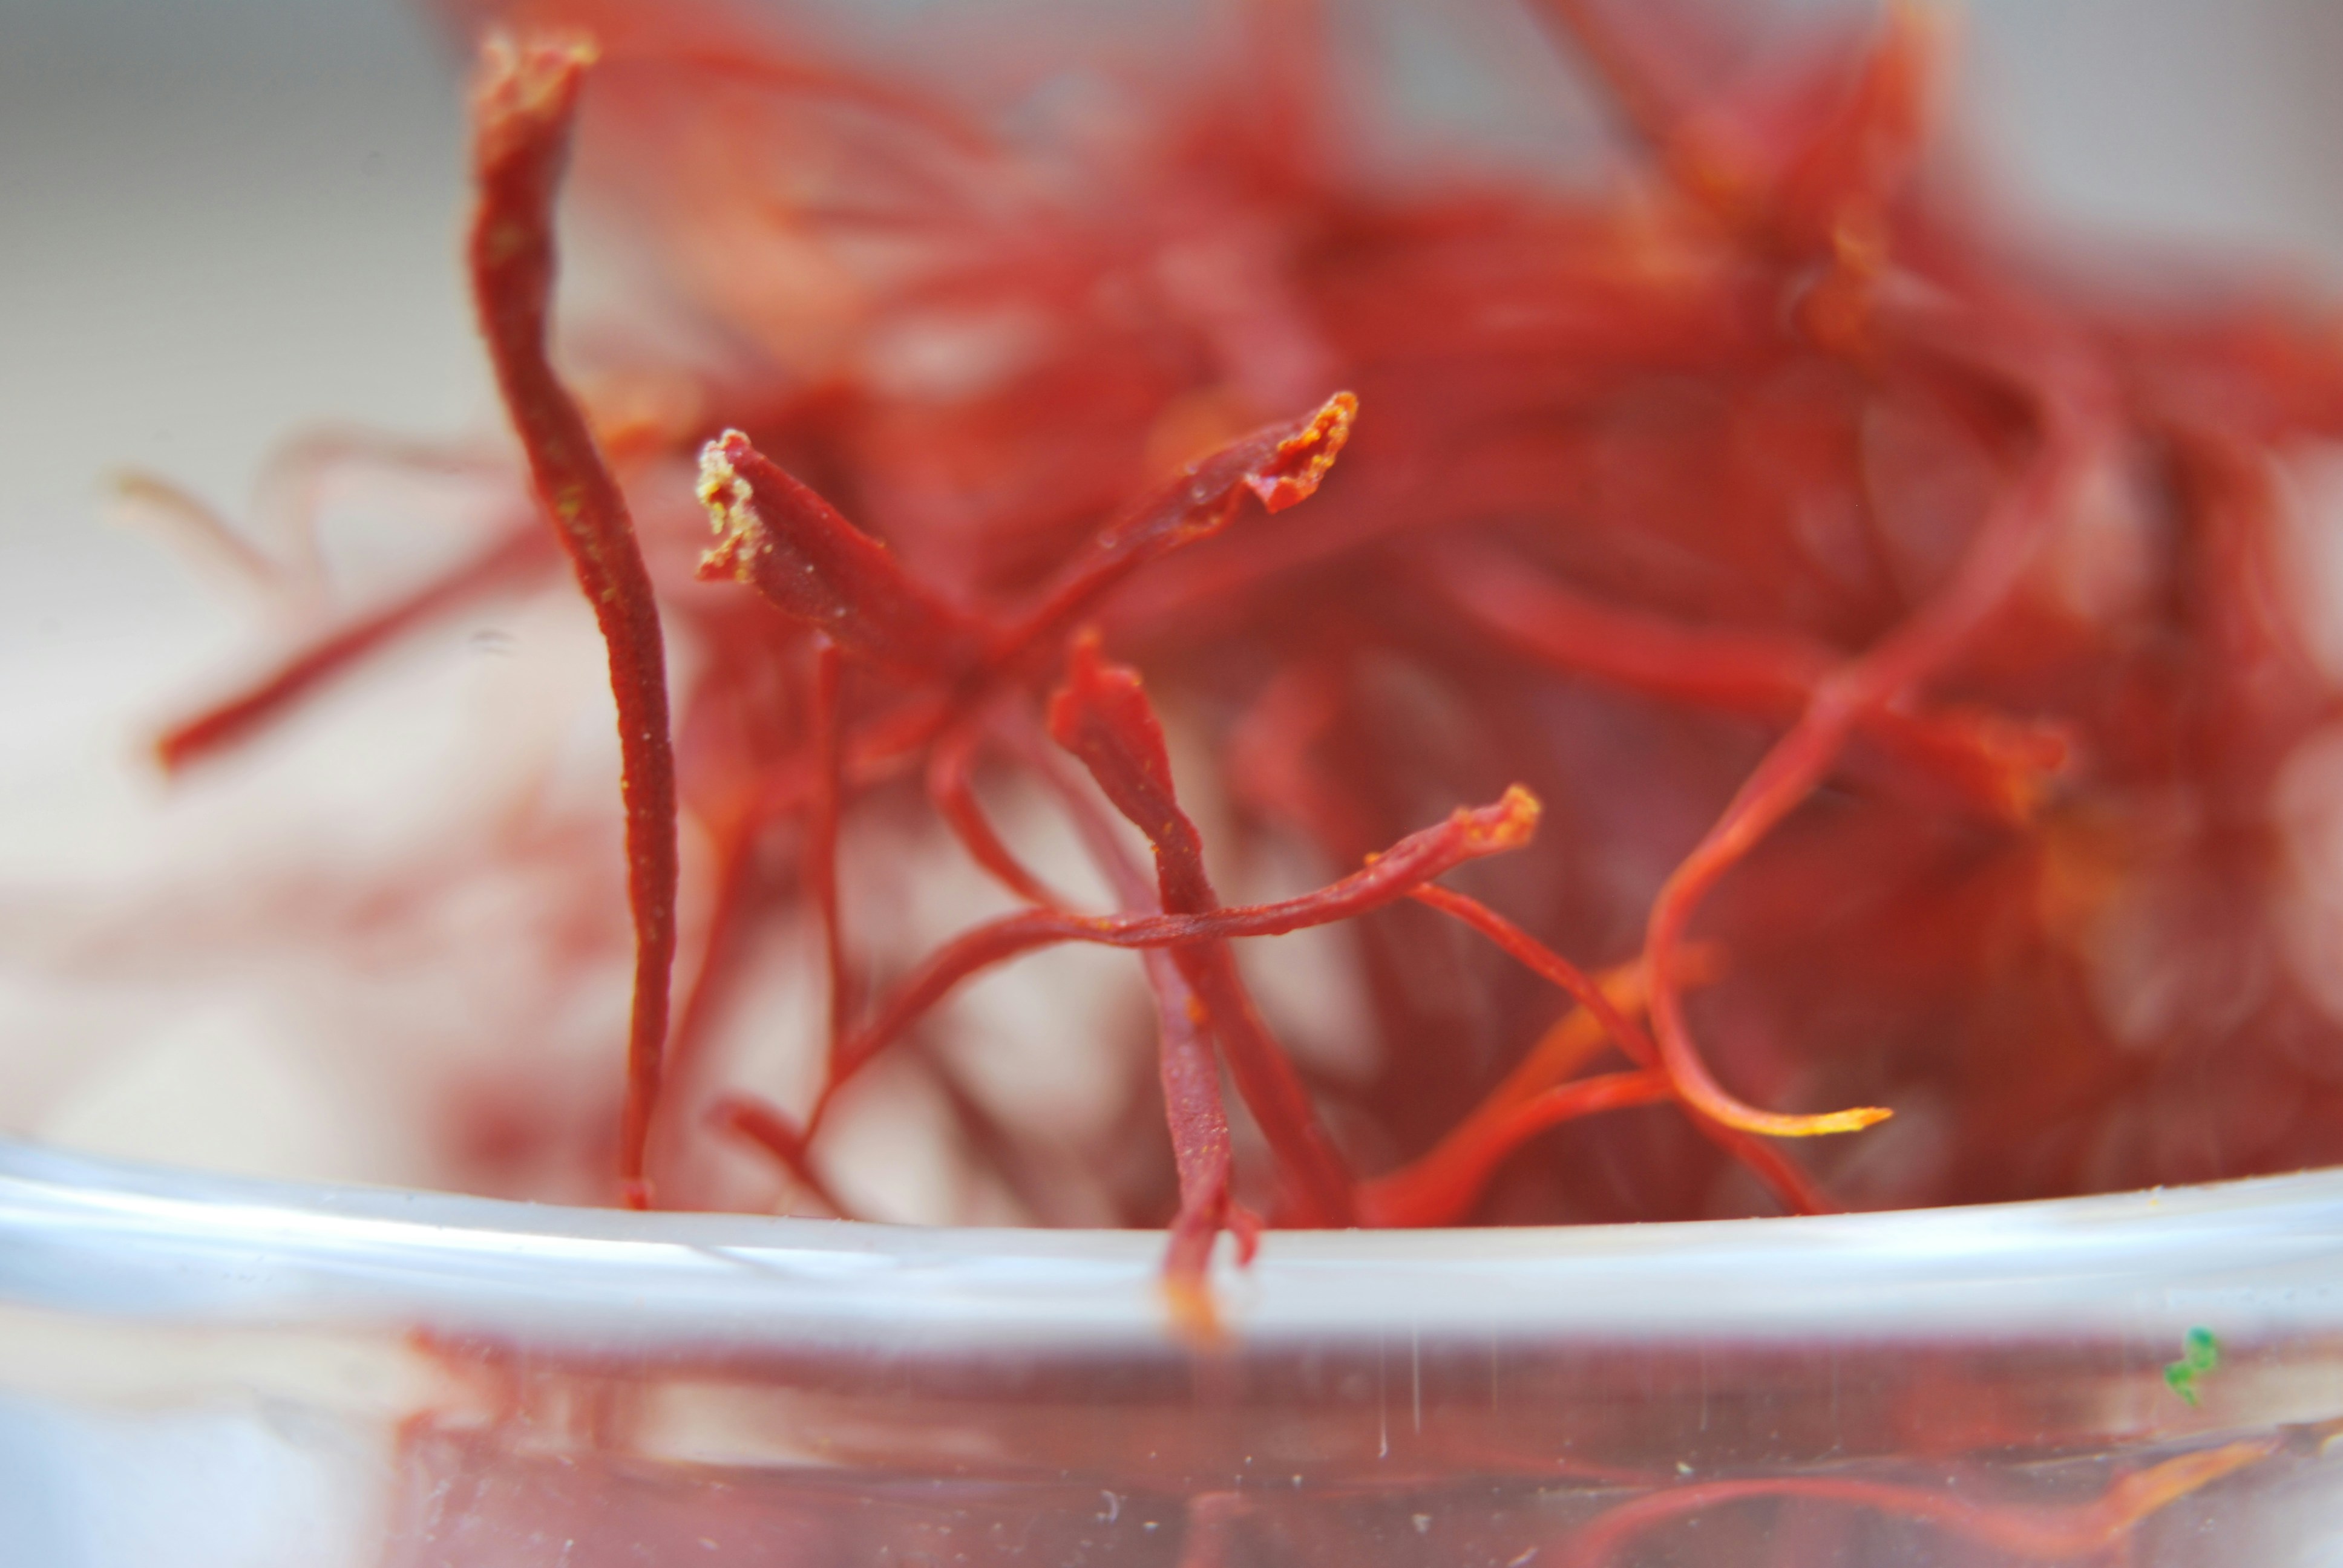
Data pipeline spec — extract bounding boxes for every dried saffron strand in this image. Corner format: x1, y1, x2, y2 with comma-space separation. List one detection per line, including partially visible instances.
925, 718, 1073, 909
647, 813, 758, 1196
803, 637, 852, 1062
1539, 0, 1939, 249
109, 471, 291, 605
125, 429, 509, 631
710, 1092, 856, 1219
157, 526, 554, 773
1223, 661, 1377, 852
468, 33, 678, 1206
1006, 707, 1258, 1315
689, 400, 1359, 840
1359, 1069, 1671, 1227
1152, 954, 1251, 1333
131, 0, 2343, 1284
1410, 885, 1835, 1217
1552, 1436, 2278, 1567
1048, 633, 1358, 1225
111, 16, 2343, 1553
988, 392, 1357, 666
693, 394, 1358, 689
690, 397, 1370, 1235
1633, 332, 2102, 1142
697, 430, 989, 678
715, 685, 1262, 1302
1478, 958, 1665, 1114
1429, 550, 2073, 823
744, 692, 955, 823
810, 787, 1537, 1113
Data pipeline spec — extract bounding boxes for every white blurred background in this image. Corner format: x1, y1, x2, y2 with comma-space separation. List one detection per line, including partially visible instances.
0, 0, 483, 873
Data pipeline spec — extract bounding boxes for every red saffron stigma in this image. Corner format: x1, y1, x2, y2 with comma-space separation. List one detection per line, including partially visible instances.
134, 2, 2343, 1404
467, 33, 679, 1209
117, 4, 2343, 1547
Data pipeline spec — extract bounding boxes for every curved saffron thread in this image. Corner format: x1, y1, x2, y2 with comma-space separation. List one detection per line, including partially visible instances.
467, 33, 680, 1209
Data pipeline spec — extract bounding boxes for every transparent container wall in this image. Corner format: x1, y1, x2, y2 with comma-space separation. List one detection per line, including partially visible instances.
6, 1141, 2343, 1566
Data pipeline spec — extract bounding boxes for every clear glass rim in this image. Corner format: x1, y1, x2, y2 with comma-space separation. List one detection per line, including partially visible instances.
5, 1137, 2341, 1350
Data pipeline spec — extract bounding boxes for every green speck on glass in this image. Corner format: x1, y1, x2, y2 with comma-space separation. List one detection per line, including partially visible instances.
2164, 1328, 2219, 1406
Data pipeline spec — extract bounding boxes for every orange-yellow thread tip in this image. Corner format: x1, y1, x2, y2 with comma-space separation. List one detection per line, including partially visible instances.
474, 31, 600, 133
694, 433, 759, 583
1781, 1105, 1894, 1137
1460, 784, 1542, 849
1245, 391, 1358, 512
1162, 1273, 1226, 1347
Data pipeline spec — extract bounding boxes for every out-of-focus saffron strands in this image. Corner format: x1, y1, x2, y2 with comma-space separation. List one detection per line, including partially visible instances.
139, 0, 2343, 1552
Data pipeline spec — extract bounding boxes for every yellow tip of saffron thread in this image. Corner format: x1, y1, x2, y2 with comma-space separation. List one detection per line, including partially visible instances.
1246, 390, 1358, 512
1780, 1105, 1895, 1137
476, 30, 600, 126
693, 432, 758, 583
1162, 1275, 1227, 1348
1452, 784, 1543, 851
1493, 783, 1542, 842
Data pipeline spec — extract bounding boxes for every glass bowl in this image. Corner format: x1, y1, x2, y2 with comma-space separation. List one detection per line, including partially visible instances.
13, 5, 2343, 1567
6, 1135, 2343, 1567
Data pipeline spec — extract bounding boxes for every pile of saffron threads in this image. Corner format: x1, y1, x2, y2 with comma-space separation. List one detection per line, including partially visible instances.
148, 0, 2343, 1336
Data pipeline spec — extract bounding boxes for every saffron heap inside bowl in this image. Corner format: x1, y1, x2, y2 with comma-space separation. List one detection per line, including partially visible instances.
28, 0, 2343, 1317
